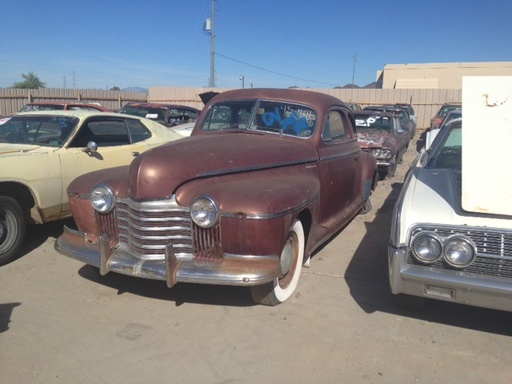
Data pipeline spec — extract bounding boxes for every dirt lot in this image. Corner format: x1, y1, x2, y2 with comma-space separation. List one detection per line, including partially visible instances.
1, 132, 512, 384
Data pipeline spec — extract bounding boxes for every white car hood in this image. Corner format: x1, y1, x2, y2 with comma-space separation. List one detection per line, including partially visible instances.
398, 167, 512, 243
170, 122, 195, 137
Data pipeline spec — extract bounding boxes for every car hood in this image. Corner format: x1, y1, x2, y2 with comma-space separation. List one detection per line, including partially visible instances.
128, 132, 318, 199
399, 167, 512, 237
357, 129, 392, 148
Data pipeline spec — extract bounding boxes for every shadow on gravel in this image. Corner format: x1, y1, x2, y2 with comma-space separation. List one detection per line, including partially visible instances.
77, 265, 255, 307
344, 182, 512, 337
0, 302, 21, 333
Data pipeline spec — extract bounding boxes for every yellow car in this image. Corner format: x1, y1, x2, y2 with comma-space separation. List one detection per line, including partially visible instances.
0, 110, 183, 265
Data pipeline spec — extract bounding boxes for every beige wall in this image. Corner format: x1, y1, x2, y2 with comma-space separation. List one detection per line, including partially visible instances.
382, 62, 512, 89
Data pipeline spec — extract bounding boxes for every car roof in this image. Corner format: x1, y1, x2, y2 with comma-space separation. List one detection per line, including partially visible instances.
353, 110, 395, 118
441, 102, 462, 106
123, 102, 199, 111
364, 105, 409, 113
203, 88, 348, 112
15, 110, 143, 119
23, 101, 110, 110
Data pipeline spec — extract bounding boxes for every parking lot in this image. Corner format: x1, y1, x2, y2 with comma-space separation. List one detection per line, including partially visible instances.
1, 133, 512, 384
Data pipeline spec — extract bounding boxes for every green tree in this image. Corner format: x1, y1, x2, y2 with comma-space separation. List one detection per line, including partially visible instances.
13, 72, 46, 89
110, 86, 120, 91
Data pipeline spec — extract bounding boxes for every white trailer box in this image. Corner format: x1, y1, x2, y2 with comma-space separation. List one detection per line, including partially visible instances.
462, 76, 512, 216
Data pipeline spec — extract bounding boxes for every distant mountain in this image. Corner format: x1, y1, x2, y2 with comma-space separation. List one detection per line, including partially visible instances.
334, 82, 380, 89
122, 87, 148, 93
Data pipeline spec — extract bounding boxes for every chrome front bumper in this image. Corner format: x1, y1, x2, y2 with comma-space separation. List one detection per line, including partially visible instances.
56, 225, 281, 287
388, 245, 512, 312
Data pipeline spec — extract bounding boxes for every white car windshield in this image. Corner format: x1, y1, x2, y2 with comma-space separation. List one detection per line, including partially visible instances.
427, 120, 462, 169
0, 115, 78, 147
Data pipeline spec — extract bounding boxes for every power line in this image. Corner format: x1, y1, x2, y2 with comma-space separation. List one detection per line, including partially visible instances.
215, 52, 335, 87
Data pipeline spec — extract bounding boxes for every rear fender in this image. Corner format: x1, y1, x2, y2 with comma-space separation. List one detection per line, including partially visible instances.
358, 152, 378, 201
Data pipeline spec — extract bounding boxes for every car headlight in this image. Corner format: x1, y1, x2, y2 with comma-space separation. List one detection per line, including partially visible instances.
90, 184, 115, 213
443, 235, 476, 268
190, 196, 219, 228
411, 232, 442, 263
371, 148, 392, 159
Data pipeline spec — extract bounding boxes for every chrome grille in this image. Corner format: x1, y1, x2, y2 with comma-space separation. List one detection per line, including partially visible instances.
407, 225, 512, 278
96, 196, 223, 261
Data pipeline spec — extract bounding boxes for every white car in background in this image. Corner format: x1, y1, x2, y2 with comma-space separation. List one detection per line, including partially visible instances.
388, 118, 512, 312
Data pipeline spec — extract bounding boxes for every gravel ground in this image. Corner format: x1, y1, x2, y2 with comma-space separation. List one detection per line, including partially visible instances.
1, 131, 512, 384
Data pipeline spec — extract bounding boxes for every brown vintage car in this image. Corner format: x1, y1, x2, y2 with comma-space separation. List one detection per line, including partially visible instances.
55, 88, 378, 305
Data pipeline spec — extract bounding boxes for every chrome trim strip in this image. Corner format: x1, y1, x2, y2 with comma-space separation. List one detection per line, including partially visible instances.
197, 159, 317, 178
222, 193, 317, 220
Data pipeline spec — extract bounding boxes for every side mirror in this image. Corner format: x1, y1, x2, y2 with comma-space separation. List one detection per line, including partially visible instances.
84, 141, 98, 153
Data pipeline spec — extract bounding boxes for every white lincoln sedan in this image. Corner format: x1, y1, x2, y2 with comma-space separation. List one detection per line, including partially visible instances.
389, 118, 512, 312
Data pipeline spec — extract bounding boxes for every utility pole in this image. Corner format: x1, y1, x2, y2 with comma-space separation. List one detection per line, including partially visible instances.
204, 0, 216, 87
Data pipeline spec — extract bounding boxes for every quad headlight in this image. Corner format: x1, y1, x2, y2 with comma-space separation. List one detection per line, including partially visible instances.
90, 184, 115, 213
371, 148, 392, 160
411, 232, 442, 262
411, 231, 476, 268
443, 235, 476, 267
190, 196, 219, 228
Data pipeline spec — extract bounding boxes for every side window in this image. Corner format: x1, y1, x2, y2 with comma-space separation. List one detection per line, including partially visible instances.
322, 110, 348, 143
126, 119, 151, 143
69, 119, 130, 147
201, 103, 254, 131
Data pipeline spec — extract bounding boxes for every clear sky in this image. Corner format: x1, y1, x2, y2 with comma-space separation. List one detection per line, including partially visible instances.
1, 0, 512, 90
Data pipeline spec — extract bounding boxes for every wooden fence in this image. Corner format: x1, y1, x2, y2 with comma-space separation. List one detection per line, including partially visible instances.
1, 87, 463, 129
0, 88, 148, 116
149, 87, 462, 129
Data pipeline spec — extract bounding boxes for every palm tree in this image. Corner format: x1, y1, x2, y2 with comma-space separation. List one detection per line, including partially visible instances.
13, 72, 46, 89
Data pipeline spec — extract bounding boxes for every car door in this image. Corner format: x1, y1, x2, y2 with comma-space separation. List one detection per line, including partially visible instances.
58, 116, 148, 216
316, 109, 360, 228
393, 116, 410, 159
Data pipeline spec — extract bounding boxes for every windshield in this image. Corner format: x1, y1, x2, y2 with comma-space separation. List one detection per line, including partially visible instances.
0, 115, 79, 147
427, 120, 462, 169
120, 106, 198, 126
200, 100, 316, 138
120, 106, 167, 124
354, 115, 393, 131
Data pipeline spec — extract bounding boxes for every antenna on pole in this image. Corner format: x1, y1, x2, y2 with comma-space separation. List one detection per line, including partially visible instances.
203, 0, 216, 87
351, 53, 357, 100
351, 53, 357, 88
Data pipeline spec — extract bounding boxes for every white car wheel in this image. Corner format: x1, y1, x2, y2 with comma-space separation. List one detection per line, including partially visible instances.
0, 196, 26, 266
250, 220, 305, 306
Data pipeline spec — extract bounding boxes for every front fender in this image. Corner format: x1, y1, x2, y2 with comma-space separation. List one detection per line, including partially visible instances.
175, 169, 320, 218
176, 169, 320, 257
